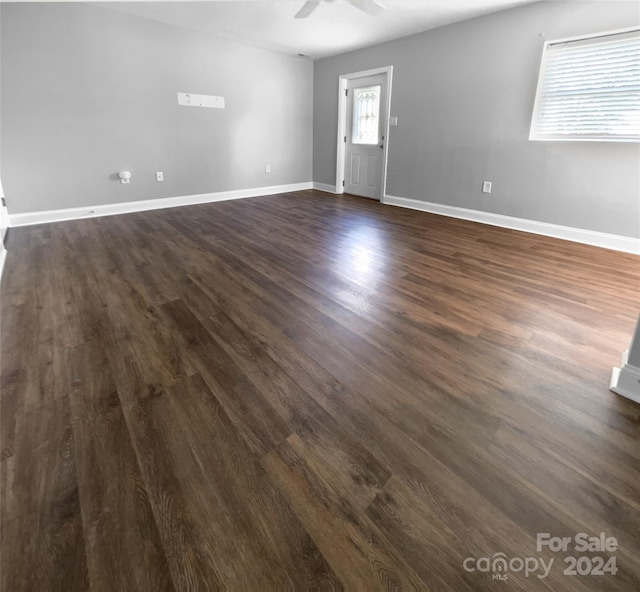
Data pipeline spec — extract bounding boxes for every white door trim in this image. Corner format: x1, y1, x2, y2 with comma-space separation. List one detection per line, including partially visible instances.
335, 66, 393, 198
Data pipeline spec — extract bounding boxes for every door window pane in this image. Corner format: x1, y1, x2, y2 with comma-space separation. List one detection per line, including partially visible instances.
352, 85, 381, 144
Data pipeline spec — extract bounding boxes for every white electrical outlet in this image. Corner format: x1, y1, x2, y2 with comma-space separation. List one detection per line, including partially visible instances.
482, 181, 492, 194
265, 165, 271, 174
156, 171, 164, 182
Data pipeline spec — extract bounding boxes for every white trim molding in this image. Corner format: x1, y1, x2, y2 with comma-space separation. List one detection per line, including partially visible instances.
8, 182, 313, 227
0, 248, 6, 286
610, 359, 640, 405
313, 182, 339, 194
610, 315, 640, 404
383, 194, 640, 255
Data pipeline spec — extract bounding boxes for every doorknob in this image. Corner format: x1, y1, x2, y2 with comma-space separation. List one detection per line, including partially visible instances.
379, 144, 384, 149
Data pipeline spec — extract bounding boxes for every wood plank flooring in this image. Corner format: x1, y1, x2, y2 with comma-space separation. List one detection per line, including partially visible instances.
1, 189, 639, 591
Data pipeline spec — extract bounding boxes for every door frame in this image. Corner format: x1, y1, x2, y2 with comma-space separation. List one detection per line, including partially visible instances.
335, 66, 393, 201
0, 177, 8, 283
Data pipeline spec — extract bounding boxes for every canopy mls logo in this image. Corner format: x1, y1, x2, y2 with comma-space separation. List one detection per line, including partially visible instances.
463, 553, 553, 581
463, 532, 619, 581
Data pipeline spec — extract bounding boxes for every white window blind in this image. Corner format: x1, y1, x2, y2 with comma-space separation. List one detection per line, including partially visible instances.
530, 28, 640, 142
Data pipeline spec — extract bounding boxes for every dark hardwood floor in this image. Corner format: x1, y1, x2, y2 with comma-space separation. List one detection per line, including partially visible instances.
1, 189, 639, 591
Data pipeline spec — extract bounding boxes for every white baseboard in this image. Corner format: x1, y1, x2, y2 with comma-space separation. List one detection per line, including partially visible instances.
8, 182, 313, 227
611, 318, 640, 405
383, 194, 640, 255
313, 182, 339, 194
610, 366, 640, 404
610, 353, 640, 404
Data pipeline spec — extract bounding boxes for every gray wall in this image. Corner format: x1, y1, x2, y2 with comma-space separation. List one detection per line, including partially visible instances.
1, 3, 313, 214
313, 1, 640, 238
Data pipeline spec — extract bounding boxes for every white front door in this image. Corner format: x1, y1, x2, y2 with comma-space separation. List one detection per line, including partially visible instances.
345, 74, 387, 200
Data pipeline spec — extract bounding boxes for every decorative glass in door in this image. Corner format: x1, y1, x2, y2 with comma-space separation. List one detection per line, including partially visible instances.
352, 85, 381, 145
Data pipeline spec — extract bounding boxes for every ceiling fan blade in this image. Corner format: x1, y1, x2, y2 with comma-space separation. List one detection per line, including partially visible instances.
349, 0, 386, 16
294, 1, 320, 19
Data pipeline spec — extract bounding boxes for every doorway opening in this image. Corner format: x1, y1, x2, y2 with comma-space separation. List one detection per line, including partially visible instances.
335, 66, 393, 201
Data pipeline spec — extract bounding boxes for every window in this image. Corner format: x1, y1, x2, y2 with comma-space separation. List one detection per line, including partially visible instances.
352, 85, 381, 144
530, 28, 640, 142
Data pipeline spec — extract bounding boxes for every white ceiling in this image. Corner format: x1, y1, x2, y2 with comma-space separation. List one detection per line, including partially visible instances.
93, 0, 541, 59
